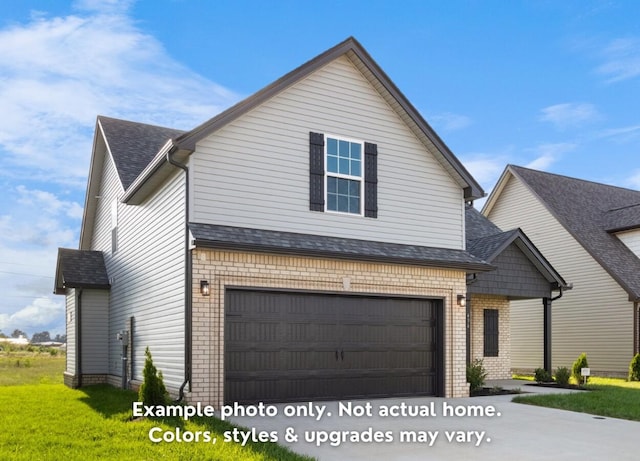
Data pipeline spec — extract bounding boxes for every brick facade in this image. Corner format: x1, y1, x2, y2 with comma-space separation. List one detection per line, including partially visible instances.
469, 294, 511, 379
188, 248, 470, 406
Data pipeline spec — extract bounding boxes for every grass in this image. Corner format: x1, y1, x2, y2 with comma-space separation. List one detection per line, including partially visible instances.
0, 349, 313, 461
0, 349, 65, 385
512, 376, 640, 422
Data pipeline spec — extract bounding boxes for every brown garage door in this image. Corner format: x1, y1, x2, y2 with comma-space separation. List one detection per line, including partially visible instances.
224, 289, 443, 403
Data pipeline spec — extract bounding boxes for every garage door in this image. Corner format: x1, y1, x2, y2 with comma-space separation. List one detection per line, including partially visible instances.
225, 289, 443, 404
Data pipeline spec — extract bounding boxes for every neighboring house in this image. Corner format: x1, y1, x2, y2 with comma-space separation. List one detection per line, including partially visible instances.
484, 165, 640, 376
0, 335, 30, 346
465, 205, 568, 378
54, 37, 564, 405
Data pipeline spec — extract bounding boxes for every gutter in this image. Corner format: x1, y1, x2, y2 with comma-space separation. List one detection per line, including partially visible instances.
167, 146, 192, 402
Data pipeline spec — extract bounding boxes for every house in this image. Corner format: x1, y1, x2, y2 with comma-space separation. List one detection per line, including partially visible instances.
484, 165, 640, 376
0, 335, 30, 346
54, 37, 565, 405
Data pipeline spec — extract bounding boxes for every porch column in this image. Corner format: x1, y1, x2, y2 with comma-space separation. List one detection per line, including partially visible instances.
543, 297, 552, 373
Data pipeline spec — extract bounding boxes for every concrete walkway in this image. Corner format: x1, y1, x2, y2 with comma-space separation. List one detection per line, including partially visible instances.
229, 381, 638, 460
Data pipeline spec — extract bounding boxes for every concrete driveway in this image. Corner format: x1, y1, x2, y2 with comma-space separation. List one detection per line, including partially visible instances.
228, 381, 638, 460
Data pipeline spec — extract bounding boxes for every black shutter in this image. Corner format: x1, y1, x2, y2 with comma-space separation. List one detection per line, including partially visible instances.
484, 309, 499, 357
364, 142, 378, 218
309, 132, 324, 211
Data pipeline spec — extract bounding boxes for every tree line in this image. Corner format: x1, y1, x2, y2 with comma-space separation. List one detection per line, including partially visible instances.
0, 329, 66, 343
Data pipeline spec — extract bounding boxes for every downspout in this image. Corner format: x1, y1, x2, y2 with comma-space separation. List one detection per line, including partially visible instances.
77, 288, 83, 388
634, 302, 639, 355
167, 146, 192, 402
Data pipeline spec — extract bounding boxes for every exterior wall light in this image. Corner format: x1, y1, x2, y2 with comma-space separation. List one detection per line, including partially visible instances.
200, 280, 210, 296
457, 294, 466, 307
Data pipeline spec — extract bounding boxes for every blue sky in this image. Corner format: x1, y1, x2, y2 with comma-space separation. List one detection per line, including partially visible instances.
1, 0, 639, 338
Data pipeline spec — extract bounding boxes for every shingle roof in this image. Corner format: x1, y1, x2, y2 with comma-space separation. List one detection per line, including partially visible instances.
54, 248, 110, 294
98, 116, 185, 189
465, 204, 503, 240
508, 165, 640, 300
604, 203, 640, 232
465, 205, 567, 288
189, 222, 494, 272
467, 228, 520, 262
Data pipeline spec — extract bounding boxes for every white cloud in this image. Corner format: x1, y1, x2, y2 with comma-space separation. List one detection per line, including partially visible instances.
0, 3, 239, 185
538, 103, 600, 130
428, 112, 473, 132
0, 297, 64, 335
597, 124, 640, 143
16, 186, 83, 220
525, 143, 577, 171
0, 1, 241, 339
596, 37, 640, 83
460, 154, 508, 187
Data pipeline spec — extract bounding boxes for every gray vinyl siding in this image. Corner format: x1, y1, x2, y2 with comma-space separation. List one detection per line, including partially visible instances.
66, 289, 76, 374
81, 289, 109, 374
617, 230, 640, 258
90, 149, 185, 389
191, 55, 465, 250
487, 174, 634, 373
468, 243, 552, 299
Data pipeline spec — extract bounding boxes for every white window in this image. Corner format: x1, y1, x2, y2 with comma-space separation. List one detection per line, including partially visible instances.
325, 136, 363, 215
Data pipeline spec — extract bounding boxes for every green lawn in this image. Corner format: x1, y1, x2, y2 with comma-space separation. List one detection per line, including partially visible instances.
0, 350, 313, 461
512, 377, 640, 422
0, 349, 65, 385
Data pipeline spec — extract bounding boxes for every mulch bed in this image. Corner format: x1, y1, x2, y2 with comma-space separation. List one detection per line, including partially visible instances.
525, 382, 589, 391
470, 387, 526, 397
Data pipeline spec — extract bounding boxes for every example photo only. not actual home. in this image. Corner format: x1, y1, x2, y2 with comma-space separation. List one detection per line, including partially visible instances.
55, 37, 573, 406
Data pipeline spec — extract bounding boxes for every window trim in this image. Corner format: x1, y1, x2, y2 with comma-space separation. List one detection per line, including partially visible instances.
323, 134, 365, 217
483, 308, 499, 357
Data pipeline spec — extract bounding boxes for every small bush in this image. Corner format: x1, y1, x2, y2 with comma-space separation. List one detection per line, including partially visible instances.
572, 353, 589, 384
138, 347, 169, 406
467, 359, 488, 392
534, 367, 553, 383
14, 359, 31, 368
629, 353, 640, 381
555, 366, 571, 386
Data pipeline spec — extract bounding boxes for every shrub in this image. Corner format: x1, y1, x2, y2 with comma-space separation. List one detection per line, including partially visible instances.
572, 353, 589, 384
138, 347, 168, 406
534, 367, 553, 383
629, 353, 640, 381
467, 359, 488, 392
554, 366, 571, 386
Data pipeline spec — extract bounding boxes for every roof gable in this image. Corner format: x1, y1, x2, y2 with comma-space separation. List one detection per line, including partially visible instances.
79, 116, 185, 248
172, 37, 484, 200
99, 116, 185, 190
485, 165, 640, 300
466, 205, 567, 289
55, 248, 110, 294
